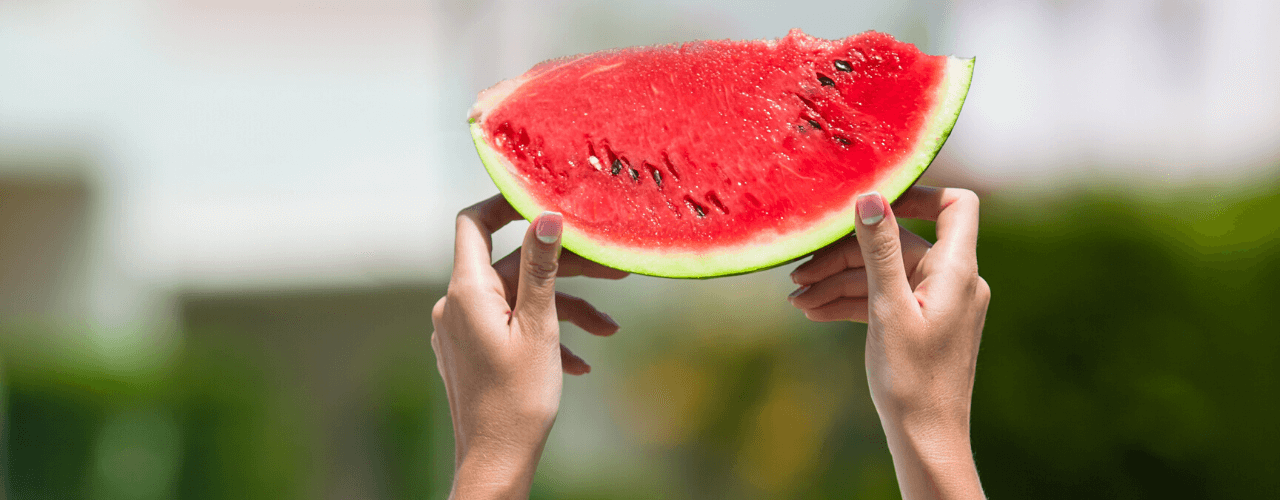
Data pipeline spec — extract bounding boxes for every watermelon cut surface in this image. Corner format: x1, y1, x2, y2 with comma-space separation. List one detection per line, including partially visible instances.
470, 29, 973, 278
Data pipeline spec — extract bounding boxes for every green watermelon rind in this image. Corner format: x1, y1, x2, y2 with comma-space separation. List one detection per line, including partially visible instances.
470, 56, 974, 278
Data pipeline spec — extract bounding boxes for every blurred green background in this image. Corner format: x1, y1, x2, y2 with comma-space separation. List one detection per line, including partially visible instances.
2, 0, 1278, 499
4, 182, 1278, 499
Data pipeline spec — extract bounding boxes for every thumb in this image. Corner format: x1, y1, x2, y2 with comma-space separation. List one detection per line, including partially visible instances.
513, 211, 563, 338
854, 192, 918, 316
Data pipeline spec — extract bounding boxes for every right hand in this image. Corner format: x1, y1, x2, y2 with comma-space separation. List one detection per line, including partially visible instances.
788, 186, 989, 499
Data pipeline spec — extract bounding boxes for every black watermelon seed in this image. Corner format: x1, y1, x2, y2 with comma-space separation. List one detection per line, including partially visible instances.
817, 73, 836, 87
834, 136, 852, 145
684, 195, 707, 217
611, 158, 622, 175
807, 119, 822, 130
629, 168, 640, 182
651, 167, 663, 187
834, 59, 852, 72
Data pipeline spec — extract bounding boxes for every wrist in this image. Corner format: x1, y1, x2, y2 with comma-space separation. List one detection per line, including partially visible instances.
883, 419, 973, 469
880, 413, 984, 500
878, 401, 970, 446
452, 440, 547, 500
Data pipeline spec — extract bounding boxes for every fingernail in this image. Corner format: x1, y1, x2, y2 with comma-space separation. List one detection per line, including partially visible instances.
602, 312, 620, 329
788, 285, 810, 299
857, 192, 884, 226
536, 211, 562, 244
790, 270, 801, 284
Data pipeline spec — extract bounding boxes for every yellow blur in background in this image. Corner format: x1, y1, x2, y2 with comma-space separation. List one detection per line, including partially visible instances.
2, 1, 1278, 499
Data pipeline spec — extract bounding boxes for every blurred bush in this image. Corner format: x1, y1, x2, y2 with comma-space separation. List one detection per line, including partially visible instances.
3, 180, 1278, 498
970, 182, 1280, 498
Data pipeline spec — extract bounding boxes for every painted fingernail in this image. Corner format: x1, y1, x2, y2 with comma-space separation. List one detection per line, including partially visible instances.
857, 192, 884, 226
536, 211, 562, 244
788, 285, 810, 300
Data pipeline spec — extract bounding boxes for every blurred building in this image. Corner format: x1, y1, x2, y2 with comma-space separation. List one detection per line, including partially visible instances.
0, 158, 93, 320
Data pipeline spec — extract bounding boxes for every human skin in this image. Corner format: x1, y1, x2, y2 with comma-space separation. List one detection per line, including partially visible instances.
430, 195, 627, 499
433, 186, 988, 499
788, 186, 989, 499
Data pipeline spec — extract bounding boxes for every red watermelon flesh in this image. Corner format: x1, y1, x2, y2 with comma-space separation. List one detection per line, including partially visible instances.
470, 29, 973, 278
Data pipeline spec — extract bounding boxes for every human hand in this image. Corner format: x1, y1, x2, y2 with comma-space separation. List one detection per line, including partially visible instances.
788, 186, 988, 499
431, 195, 628, 499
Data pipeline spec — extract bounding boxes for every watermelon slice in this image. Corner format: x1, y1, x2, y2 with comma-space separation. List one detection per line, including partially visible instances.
469, 29, 973, 278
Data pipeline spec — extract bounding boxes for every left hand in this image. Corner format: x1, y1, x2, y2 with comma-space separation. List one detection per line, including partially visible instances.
431, 194, 628, 499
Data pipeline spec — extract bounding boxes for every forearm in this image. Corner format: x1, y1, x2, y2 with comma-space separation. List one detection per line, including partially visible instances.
882, 419, 985, 500
450, 442, 546, 500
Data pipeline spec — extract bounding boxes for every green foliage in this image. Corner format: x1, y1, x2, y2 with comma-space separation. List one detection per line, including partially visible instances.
970, 185, 1280, 498
3, 183, 1278, 498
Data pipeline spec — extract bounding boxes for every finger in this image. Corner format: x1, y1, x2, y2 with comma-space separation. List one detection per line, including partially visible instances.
788, 267, 868, 309
791, 236, 861, 285
493, 249, 521, 304
889, 185, 945, 220
512, 211, 563, 339
854, 192, 919, 316
899, 227, 933, 283
561, 343, 591, 375
892, 186, 980, 263
494, 248, 630, 304
453, 194, 523, 279
495, 248, 629, 281
558, 251, 631, 280
803, 298, 869, 323
913, 189, 982, 308
791, 226, 933, 286
932, 188, 981, 267
556, 292, 620, 336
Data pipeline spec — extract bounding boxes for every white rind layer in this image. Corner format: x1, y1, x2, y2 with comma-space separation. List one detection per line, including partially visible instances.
470, 56, 974, 278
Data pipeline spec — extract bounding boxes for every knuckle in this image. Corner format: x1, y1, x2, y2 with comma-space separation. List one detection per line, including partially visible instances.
455, 207, 475, 225
841, 244, 861, 268
525, 258, 559, 282
867, 233, 901, 263
444, 282, 464, 302
444, 281, 482, 308
976, 277, 992, 302
431, 297, 447, 322
954, 188, 980, 207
